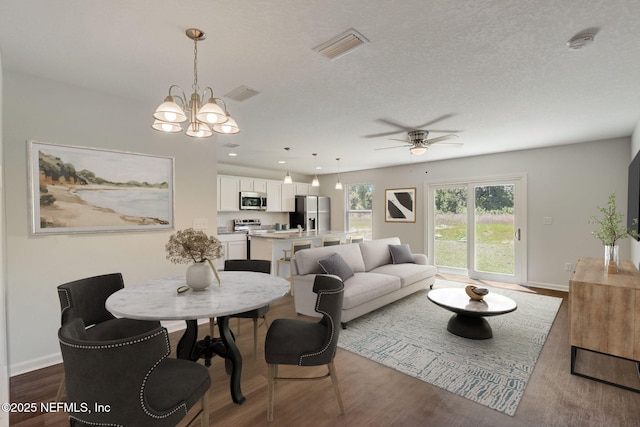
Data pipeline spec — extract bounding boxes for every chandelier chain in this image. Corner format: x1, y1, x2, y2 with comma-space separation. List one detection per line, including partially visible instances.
192, 38, 199, 93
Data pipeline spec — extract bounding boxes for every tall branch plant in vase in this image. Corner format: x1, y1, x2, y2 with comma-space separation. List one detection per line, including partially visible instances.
589, 193, 639, 273
166, 228, 223, 290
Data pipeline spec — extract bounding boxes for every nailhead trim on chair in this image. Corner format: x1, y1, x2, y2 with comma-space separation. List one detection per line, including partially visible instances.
60, 329, 188, 422
139, 330, 188, 420
69, 415, 121, 426
58, 288, 72, 320
298, 287, 343, 365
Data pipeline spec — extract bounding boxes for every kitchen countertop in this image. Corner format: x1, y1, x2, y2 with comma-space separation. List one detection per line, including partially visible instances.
248, 230, 350, 240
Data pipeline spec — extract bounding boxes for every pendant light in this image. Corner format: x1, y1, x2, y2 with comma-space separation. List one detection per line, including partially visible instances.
152, 28, 239, 138
335, 157, 343, 190
311, 153, 320, 187
283, 147, 293, 184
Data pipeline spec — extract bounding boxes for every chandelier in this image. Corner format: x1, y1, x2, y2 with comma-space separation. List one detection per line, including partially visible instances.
152, 28, 239, 138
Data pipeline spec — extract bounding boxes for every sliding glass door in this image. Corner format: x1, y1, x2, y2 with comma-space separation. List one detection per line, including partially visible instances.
428, 175, 526, 284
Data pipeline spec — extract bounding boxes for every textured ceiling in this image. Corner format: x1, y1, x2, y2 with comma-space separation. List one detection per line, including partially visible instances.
1, 0, 639, 176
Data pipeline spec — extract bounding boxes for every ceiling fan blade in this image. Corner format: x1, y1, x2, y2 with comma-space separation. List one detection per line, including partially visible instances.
389, 138, 410, 142
375, 118, 415, 131
414, 114, 455, 130
374, 144, 411, 151
426, 134, 459, 144
364, 129, 407, 139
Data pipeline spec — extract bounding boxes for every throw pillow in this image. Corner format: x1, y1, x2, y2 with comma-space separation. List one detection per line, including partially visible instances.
389, 244, 414, 264
317, 252, 354, 282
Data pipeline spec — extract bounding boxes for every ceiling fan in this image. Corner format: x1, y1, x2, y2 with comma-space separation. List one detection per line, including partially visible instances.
366, 115, 462, 156
376, 130, 462, 155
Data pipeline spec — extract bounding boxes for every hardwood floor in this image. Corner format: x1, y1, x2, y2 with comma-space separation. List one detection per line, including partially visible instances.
10, 285, 640, 426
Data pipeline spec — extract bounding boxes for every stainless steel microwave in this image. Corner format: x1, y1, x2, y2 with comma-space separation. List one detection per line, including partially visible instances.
239, 192, 267, 210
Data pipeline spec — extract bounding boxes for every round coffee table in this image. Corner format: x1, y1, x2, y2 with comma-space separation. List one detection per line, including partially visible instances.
427, 287, 517, 339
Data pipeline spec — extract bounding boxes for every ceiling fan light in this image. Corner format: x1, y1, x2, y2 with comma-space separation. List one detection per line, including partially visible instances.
213, 116, 240, 134
185, 122, 213, 138
196, 98, 228, 124
152, 119, 183, 133
410, 146, 427, 155
153, 96, 187, 123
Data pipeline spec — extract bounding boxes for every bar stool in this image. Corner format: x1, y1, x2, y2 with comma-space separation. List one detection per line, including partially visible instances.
347, 235, 364, 244
277, 240, 312, 293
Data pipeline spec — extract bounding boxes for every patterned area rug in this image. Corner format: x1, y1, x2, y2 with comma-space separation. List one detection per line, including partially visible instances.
337, 279, 563, 416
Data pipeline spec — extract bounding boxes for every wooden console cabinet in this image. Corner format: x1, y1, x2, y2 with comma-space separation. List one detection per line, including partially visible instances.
569, 257, 640, 390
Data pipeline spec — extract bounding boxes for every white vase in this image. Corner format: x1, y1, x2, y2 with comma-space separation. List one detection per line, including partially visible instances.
604, 245, 619, 273
186, 262, 214, 291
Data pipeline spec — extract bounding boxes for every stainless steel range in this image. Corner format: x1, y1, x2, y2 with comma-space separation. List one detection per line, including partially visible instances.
233, 218, 261, 232
233, 219, 261, 259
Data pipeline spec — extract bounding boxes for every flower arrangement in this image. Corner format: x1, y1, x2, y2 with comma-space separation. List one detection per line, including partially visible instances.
166, 228, 223, 284
588, 193, 639, 246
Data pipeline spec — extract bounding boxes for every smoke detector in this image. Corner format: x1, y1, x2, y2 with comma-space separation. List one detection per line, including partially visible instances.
567, 32, 595, 50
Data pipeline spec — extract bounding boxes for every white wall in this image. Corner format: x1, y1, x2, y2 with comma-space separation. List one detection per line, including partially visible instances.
3, 72, 219, 374
631, 120, 640, 268
0, 48, 9, 427
319, 137, 631, 289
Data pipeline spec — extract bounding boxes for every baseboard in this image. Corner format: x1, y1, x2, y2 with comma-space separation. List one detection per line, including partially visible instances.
526, 281, 569, 293
10, 319, 209, 377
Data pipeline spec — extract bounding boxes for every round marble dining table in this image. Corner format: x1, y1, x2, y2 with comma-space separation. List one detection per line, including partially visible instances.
106, 271, 291, 404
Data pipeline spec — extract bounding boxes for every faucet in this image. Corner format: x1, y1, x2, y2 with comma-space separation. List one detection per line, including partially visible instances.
297, 224, 303, 234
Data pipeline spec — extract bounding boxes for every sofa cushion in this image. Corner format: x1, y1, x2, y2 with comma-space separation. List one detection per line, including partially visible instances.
295, 244, 366, 276
318, 253, 354, 282
389, 244, 414, 264
371, 263, 438, 288
342, 273, 401, 310
360, 237, 401, 271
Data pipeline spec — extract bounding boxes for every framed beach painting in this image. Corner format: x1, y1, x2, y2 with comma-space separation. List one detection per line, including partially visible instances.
385, 187, 416, 223
28, 140, 175, 234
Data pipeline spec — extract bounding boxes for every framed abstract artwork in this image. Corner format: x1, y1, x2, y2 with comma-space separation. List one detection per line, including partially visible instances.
28, 140, 175, 234
385, 187, 416, 223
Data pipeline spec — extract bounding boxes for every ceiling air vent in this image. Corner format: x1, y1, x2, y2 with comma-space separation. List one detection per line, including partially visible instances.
225, 85, 259, 102
313, 28, 369, 60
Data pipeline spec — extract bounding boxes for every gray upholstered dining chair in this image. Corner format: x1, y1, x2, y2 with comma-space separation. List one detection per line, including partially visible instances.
59, 318, 211, 426
224, 259, 272, 359
55, 273, 160, 401
264, 274, 345, 422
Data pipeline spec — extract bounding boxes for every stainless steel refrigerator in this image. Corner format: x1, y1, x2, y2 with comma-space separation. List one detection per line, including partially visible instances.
289, 196, 330, 231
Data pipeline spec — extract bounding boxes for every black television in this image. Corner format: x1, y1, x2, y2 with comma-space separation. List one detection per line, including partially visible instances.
628, 150, 640, 241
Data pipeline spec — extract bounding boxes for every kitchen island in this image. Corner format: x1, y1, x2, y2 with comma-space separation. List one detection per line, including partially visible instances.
249, 230, 352, 277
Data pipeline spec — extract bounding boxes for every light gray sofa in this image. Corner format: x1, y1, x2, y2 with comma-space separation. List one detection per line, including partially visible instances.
292, 237, 437, 325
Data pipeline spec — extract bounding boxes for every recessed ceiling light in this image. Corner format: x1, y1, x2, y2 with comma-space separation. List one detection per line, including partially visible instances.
567, 32, 595, 50
278, 160, 286, 164
316, 166, 322, 170
228, 152, 238, 157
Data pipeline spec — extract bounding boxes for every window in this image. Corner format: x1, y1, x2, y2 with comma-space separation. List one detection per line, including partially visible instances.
347, 183, 373, 239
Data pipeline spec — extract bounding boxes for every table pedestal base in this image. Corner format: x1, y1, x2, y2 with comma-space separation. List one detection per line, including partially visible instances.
176, 316, 245, 404
447, 314, 493, 340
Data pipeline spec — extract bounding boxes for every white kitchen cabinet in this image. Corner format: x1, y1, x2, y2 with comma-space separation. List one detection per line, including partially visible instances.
281, 182, 295, 211
253, 179, 267, 193
216, 233, 248, 269
240, 178, 267, 193
266, 180, 282, 212
218, 175, 239, 211
294, 183, 309, 196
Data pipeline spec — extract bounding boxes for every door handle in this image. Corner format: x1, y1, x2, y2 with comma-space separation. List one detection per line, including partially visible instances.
515, 228, 521, 241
